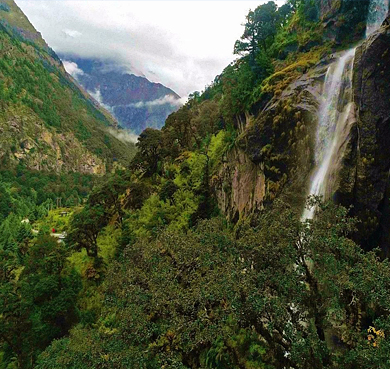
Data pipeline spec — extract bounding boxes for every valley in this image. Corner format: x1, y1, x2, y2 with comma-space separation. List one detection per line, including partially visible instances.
61, 55, 181, 135
1, 0, 390, 368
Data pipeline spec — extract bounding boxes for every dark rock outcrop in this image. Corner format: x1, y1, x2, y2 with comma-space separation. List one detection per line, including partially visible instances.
318, 0, 370, 43
337, 14, 390, 251
213, 146, 266, 222
214, 62, 330, 221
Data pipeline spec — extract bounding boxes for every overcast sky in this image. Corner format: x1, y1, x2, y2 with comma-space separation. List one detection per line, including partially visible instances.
16, 1, 284, 97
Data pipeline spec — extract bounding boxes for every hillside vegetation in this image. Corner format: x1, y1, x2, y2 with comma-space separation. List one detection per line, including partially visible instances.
2, 0, 390, 369
0, 0, 136, 173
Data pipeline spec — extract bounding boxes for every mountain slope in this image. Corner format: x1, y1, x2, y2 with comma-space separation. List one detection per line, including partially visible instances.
0, 0, 136, 174
62, 56, 181, 134
4, 1, 390, 369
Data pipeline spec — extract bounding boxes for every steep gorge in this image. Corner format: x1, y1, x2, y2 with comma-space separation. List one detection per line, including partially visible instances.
4, 1, 390, 368
215, 0, 390, 243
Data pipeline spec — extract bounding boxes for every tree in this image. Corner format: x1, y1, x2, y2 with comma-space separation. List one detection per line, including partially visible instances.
131, 128, 164, 176
0, 235, 81, 368
163, 105, 193, 155
234, 1, 279, 60
67, 204, 107, 261
88, 171, 130, 224
277, 3, 294, 27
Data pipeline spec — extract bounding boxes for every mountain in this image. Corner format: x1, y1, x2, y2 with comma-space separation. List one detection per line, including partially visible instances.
4, 1, 390, 368
0, 0, 136, 174
61, 55, 181, 134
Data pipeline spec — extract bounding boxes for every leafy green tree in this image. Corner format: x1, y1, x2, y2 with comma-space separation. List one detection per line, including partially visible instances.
163, 105, 193, 155
131, 128, 164, 176
88, 171, 130, 224
0, 235, 81, 368
219, 59, 256, 123
67, 205, 107, 261
234, 1, 279, 59
277, 3, 294, 26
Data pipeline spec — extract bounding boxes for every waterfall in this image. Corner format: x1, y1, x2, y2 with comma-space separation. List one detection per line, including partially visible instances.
302, 0, 389, 220
301, 49, 356, 220
366, 0, 389, 37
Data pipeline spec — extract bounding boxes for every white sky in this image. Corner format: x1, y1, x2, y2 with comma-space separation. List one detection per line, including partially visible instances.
16, 1, 284, 97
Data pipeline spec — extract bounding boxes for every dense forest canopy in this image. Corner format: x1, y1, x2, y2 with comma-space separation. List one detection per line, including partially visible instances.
2, 0, 390, 368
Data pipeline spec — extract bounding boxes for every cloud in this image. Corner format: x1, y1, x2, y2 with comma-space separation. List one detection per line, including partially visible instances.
87, 87, 113, 113
63, 29, 82, 38
63, 60, 84, 78
107, 127, 138, 144
127, 94, 187, 109
16, 1, 285, 96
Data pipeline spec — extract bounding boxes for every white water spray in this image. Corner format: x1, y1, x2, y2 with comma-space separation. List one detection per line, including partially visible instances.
366, 0, 389, 37
302, 49, 356, 220
302, 0, 389, 220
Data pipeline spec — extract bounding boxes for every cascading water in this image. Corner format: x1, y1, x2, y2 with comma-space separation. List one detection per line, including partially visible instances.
366, 0, 389, 37
301, 49, 356, 220
302, 0, 389, 220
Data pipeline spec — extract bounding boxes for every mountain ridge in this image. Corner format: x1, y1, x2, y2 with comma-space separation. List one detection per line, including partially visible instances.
61, 55, 181, 134
0, 0, 136, 174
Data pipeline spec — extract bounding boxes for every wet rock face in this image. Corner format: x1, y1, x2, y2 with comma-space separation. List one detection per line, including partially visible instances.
338, 14, 390, 250
215, 61, 332, 222
318, 0, 370, 43
242, 64, 328, 205
213, 147, 265, 222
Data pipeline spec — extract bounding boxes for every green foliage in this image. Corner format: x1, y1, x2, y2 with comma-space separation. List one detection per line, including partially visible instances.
0, 22, 135, 170
1, 2, 385, 369
38, 199, 390, 368
208, 130, 231, 172
234, 1, 282, 58
66, 170, 132, 261
131, 128, 164, 176
218, 59, 258, 123
0, 168, 94, 223
0, 234, 81, 368
75, 120, 91, 141
36, 219, 271, 369
0, 2, 10, 12
67, 204, 107, 260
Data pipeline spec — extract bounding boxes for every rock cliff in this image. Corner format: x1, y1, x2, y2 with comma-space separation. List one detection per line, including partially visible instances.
337, 13, 390, 250
214, 9, 390, 232
318, 0, 370, 43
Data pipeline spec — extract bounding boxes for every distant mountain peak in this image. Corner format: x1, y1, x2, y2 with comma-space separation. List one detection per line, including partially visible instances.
60, 55, 182, 134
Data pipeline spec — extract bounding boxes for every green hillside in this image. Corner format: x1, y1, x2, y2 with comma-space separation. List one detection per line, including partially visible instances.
2, 1, 390, 369
0, 0, 136, 173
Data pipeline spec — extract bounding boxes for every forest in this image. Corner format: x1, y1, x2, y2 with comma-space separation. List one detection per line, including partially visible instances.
1, 0, 390, 368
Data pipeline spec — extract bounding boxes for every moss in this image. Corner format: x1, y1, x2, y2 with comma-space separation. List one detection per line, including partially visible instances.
252, 44, 331, 105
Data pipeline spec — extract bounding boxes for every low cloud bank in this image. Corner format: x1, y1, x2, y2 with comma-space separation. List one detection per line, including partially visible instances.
107, 127, 138, 144
63, 29, 82, 38
63, 60, 84, 78
88, 87, 113, 113
127, 95, 187, 109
